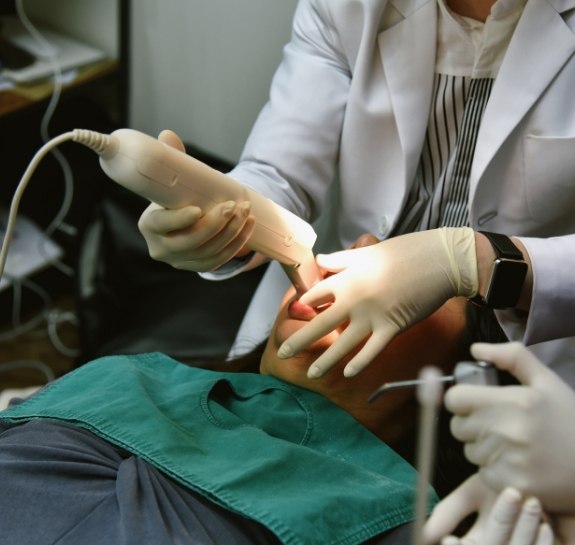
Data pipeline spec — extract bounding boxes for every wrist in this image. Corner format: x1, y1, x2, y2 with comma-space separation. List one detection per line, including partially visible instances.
441, 227, 478, 297
475, 232, 496, 299
509, 237, 533, 311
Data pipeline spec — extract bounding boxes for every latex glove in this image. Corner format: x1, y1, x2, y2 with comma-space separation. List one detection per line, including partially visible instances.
446, 342, 575, 513
277, 227, 478, 378
423, 474, 554, 545
137, 130, 256, 272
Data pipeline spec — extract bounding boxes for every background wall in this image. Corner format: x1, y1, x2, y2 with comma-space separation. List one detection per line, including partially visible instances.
19, 0, 119, 58
15, 0, 299, 164
128, 0, 299, 163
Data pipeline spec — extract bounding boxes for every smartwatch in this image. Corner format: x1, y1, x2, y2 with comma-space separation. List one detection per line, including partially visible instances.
469, 231, 528, 309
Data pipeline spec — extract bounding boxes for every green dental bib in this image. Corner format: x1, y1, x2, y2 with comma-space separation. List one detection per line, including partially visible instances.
0, 353, 432, 545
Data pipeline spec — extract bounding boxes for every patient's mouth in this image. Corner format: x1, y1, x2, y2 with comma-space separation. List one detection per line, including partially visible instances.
287, 299, 317, 321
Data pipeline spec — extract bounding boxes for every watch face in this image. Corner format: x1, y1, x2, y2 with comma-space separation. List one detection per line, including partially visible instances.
486, 259, 529, 309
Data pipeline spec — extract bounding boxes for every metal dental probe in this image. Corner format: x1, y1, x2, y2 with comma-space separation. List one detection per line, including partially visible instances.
368, 360, 498, 404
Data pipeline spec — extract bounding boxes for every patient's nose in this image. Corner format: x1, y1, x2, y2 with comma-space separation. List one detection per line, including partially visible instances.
288, 299, 317, 321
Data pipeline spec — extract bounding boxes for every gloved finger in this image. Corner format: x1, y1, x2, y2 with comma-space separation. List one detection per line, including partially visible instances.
448, 410, 510, 444
175, 215, 256, 272
296, 273, 342, 309
186, 203, 254, 260
449, 414, 477, 442
305, 321, 372, 378
138, 203, 203, 235
477, 464, 529, 501
145, 201, 253, 271
313, 247, 362, 273
470, 342, 557, 387
278, 303, 352, 359
482, 487, 522, 545
423, 475, 485, 545
342, 328, 396, 377
440, 537, 461, 545
157, 129, 186, 152
462, 434, 506, 467
175, 200, 250, 250
444, 384, 518, 416
534, 523, 554, 545
508, 496, 544, 545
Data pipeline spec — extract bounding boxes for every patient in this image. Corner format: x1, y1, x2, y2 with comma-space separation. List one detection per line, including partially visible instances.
0, 249, 500, 545
261, 285, 468, 450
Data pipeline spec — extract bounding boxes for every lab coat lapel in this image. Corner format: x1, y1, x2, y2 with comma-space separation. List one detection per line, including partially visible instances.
471, 0, 575, 194
377, 0, 437, 185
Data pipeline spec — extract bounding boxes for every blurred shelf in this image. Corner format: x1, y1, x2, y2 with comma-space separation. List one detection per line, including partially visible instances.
0, 58, 119, 118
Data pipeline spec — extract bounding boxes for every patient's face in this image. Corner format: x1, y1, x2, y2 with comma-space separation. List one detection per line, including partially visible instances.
260, 287, 468, 444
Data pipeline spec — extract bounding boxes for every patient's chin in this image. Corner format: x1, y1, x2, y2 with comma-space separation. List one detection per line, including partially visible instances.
261, 331, 333, 384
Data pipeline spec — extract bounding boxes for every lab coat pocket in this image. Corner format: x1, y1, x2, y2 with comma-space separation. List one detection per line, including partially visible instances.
523, 135, 575, 227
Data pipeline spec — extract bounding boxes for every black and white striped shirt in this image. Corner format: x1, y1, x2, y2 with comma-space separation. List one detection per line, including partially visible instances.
392, 0, 526, 235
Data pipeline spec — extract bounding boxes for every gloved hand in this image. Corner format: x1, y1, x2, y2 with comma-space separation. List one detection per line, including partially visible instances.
137, 130, 256, 272
423, 474, 554, 545
277, 227, 478, 378
446, 341, 575, 514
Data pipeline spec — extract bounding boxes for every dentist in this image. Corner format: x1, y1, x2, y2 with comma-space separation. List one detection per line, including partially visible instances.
138, 0, 575, 385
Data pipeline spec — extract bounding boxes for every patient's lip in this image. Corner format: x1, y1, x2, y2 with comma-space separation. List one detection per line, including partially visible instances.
287, 299, 317, 321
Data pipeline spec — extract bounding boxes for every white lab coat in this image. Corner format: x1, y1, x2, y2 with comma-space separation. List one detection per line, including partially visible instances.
206, 0, 575, 385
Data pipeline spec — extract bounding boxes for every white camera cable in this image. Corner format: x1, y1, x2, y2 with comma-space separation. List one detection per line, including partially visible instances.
0, 130, 116, 296
15, 0, 76, 277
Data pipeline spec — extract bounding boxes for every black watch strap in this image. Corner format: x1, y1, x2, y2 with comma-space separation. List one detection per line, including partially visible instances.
480, 231, 524, 260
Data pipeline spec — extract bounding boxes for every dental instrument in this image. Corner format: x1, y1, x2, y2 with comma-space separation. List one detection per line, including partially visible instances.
0, 129, 323, 295
389, 363, 497, 544
368, 360, 498, 403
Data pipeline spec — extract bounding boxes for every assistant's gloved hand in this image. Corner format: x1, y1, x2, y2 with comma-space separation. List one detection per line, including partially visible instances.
446, 342, 575, 514
423, 474, 554, 545
137, 130, 256, 272
277, 227, 478, 378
